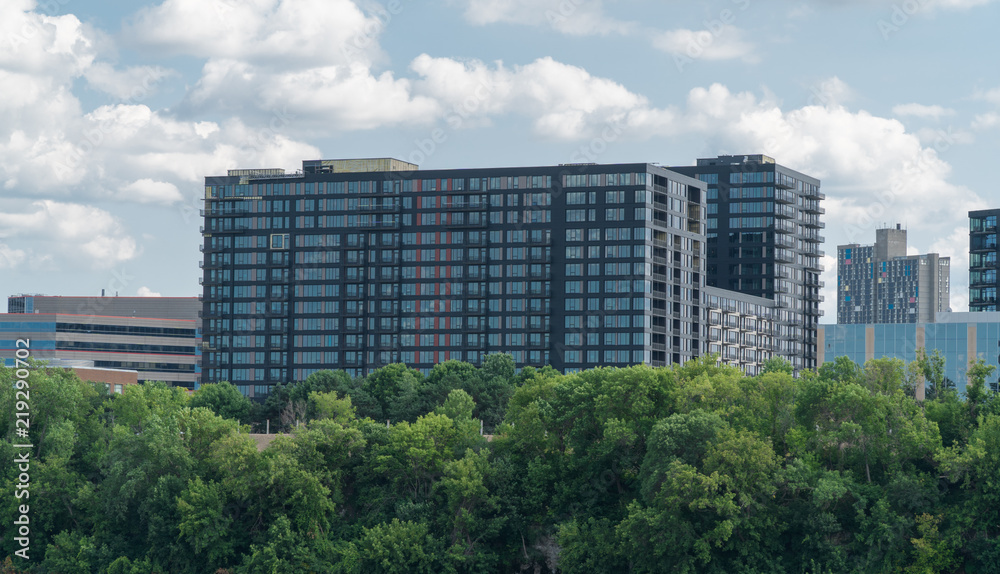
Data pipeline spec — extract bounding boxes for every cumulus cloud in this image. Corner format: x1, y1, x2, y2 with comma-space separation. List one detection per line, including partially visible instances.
0, 244, 27, 269
695, 85, 978, 238
973, 86, 1000, 105
460, 0, 635, 36
972, 112, 1000, 130
125, 0, 442, 130
892, 103, 956, 119
653, 26, 758, 64
0, 201, 139, 268
125, 0, 379, 67
84, 63, 176, 100
411, 55, 656, 140
137, 286, 162, 297
119, 179, 184, 204
668, 81, 983, 315
0, 2, 323, 207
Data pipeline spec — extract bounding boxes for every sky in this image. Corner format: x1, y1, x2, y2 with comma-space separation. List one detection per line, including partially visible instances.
0, 0, 998, 322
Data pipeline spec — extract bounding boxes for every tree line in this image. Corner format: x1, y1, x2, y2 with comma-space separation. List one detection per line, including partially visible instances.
3, 351, 1000, 573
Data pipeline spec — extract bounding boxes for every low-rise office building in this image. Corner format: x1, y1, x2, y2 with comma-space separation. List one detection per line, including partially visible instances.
1, 295, 202, 389
819, 312, 1000, 394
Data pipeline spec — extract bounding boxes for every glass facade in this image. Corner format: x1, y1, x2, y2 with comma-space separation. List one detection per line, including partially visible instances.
821, 317, 1000, 394
201, 160, 707, 394
970, 209, 1000, 312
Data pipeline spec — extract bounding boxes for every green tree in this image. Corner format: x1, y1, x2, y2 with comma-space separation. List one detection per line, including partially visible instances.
761, 356, 794, 375
362, 364, 425, 422
189, 381, 252, 423
341, 519, 442, 574
966, 358, 996, 422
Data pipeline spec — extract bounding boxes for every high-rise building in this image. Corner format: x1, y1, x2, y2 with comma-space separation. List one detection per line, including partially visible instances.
201, 159, 708, 397
969, 209, 1000, 312
837, 225, 950, 324
670, 154, 824, 372
2, 295, 202, 388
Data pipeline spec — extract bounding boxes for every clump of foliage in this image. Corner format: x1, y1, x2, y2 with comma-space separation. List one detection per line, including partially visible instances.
3, 353, 1000, 573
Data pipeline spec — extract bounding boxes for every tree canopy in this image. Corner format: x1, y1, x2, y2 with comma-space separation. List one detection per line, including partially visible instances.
4, 352, 1000, 573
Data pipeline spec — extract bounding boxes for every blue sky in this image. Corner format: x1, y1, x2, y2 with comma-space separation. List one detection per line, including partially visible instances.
1, 0, 998, 320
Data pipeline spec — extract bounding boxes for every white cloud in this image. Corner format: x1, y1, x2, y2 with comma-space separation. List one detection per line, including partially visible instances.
892, 103, 956, 119
126, 0, 379, 67
935, 0, 995, 8
0, 201, 138, 269
653, 26, 758, 63
930, 225, 976, 312
460, 0, 634, 36
820, 253, 837, 321
0, 4, 324, 207
913, 126, 973, 147
126, 0, 441, 131
119, 179, 184, 205
137, 286, 162, 297
84, 63, 176, 100
411, 55, 654, 140
0, 244, 27, 269
973, 87, 1000, 106
972, 112, 1000, 130
669, 80, 983, 321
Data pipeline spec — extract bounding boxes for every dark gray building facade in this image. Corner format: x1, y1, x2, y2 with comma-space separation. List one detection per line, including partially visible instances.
201, 159, 708, 397
970, 209, 1000, 312
671, 154, 824, 372
838, 225, 950, 324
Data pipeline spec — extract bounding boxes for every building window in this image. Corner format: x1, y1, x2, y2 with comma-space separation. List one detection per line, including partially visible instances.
270, 234, 289, 249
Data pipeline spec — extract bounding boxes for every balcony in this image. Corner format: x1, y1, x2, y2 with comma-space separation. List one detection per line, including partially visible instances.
201, 225, 250, 234
774, 189, 796, 204
357, 217, 400, 230
446, 196, 488, 210
774, 249, 794, 263
775, 204, 797, 219
444, 213, 488, 228
774, 219, 796, 234
803, 231, 825, 243
802, 216, 825, 229
774, 236, 794, 249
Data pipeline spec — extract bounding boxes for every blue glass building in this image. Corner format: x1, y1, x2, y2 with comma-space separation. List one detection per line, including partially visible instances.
820, 312, 1000, 393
